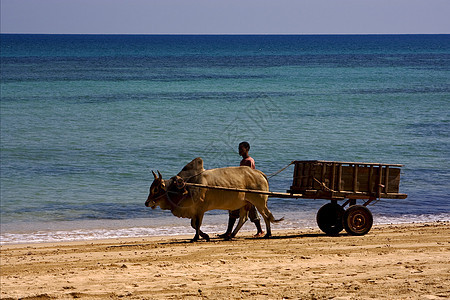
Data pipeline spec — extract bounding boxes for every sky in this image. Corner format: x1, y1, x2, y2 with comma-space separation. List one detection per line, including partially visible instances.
1, 0, 450, 34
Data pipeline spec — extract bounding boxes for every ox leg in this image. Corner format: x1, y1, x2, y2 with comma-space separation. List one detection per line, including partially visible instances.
252, 201, 273, 238
190, 218, 200, 242
228, 206, 249, 240
262, 215, 272, 238
196, 214, 210, 241
199, 230, 210, 241
190, 215, 210, 242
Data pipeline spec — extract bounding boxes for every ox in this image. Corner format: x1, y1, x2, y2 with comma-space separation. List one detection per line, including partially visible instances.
145, 158, 282, 242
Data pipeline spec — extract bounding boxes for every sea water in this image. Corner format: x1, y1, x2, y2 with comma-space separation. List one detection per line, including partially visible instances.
1, 34, 449, 244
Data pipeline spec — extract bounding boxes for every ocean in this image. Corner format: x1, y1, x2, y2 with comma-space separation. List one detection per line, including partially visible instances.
1, 34, 449, 244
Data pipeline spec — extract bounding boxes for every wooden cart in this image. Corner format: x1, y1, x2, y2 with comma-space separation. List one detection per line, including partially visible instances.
285, 160, 408, 236
186, 160, 407, 236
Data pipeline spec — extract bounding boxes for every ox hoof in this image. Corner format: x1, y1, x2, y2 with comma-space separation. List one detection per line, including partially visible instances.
191, 235, 210, 242
254, 232, 265, 238
263, 233, 272, 239
224, 233, 238, 241
217, 232, 231, 239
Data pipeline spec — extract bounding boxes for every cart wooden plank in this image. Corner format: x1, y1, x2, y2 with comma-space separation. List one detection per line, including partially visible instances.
296, 160, 404, 167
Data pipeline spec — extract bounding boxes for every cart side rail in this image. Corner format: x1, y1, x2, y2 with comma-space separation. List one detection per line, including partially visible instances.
289, 160, 407, 200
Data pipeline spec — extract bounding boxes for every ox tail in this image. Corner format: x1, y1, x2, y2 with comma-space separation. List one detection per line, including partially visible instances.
267, 211, 284, 223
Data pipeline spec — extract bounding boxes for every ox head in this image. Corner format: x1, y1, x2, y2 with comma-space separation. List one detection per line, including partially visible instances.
145, 171, 167, 209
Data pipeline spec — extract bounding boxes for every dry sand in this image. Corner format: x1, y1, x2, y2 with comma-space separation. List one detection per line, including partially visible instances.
1, 222, 449, 299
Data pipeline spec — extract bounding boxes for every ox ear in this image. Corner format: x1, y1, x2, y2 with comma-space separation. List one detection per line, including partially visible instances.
157, 170, 162, 179
152, 171, 158, 180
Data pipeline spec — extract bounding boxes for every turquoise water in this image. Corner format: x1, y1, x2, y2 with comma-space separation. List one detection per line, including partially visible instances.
1, 34, 449, 244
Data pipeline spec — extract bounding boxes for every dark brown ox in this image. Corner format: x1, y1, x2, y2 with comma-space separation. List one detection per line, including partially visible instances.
145, 158, 282, 242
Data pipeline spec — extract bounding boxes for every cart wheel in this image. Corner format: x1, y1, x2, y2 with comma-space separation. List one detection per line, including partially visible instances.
343, 205, 373, 236
316, 203, 344, 235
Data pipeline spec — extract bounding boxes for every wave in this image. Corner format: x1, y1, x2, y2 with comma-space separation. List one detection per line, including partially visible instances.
2, 213, 448, 245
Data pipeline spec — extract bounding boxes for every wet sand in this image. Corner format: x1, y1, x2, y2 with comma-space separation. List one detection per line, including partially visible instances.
1, 222, 449, 299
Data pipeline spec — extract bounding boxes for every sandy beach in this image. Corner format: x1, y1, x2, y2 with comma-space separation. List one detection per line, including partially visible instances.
1, 222, 449, 299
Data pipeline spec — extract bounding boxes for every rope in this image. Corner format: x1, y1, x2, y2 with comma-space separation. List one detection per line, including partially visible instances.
367, 184, 385, 206
312, 177, 336, 193
185, 170, 207, 182
267, 161, 295, 179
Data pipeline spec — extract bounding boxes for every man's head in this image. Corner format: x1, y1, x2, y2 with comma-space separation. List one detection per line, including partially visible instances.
239, 141, 250, 157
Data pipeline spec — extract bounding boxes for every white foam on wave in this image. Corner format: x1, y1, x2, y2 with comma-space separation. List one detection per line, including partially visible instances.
0, 226, 194, 245
1, 213, 449, 245
374, 213, 450, 225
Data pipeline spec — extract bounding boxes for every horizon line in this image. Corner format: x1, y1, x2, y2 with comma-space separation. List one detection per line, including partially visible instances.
1, 32, 449, 36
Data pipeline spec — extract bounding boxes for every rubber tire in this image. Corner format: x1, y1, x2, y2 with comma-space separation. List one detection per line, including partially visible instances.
343, 205, 373, 236
316, 203, 345, 235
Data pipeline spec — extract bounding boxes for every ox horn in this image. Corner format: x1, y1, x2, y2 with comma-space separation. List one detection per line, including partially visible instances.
157, 171, 162, 179
152, 170, 158, 179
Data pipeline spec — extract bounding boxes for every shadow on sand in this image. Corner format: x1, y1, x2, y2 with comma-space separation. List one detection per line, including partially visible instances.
157, 231, 348, 245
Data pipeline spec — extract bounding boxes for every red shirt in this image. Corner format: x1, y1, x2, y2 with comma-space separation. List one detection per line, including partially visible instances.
240, 157, 255, 169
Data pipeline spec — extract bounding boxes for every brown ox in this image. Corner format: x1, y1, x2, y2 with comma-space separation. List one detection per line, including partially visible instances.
145, 158, 282, 241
